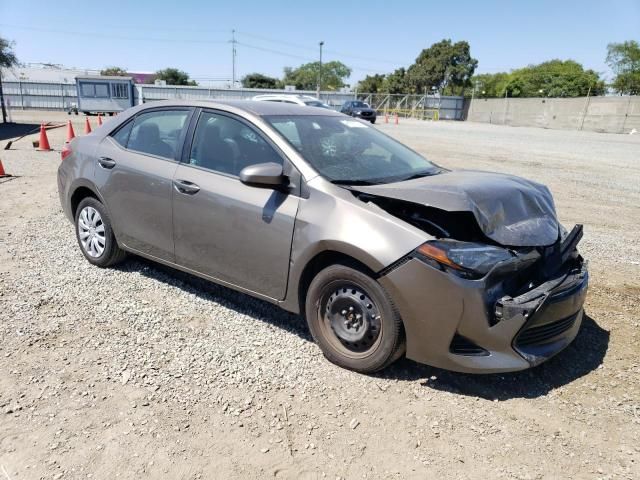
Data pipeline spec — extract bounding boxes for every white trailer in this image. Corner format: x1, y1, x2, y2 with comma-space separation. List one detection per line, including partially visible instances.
74, 76, 134, 115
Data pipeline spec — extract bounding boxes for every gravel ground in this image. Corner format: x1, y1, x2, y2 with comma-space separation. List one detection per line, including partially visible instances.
0, 112, 639, 479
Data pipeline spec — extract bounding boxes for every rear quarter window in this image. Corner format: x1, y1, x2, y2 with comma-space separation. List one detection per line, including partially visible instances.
110, 120, 134, 147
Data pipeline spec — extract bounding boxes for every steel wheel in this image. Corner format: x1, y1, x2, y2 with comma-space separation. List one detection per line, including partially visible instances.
306, 264, 405, 373
318, 281, 383, 359
78, 205, 106, 258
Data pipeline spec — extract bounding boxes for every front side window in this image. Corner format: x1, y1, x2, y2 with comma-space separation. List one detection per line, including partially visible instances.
189, 111, 282, 176
266, 115, 440, 184
127, 110, 189, 160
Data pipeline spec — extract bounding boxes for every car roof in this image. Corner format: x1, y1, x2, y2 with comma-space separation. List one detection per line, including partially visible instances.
253, 94, 316, 99
137, 99, 343, 117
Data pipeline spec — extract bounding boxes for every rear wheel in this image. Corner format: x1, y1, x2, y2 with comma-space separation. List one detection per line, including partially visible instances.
75, 197, 126, 267
305, 264, 404, 373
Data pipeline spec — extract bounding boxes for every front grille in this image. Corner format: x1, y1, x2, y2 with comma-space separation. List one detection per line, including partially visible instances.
449, 333, 488, 356
360, 111, 372, 116
516, 314, 577, 347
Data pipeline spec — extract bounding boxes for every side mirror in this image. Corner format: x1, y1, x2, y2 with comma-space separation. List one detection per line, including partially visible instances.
239, 162, 287, 189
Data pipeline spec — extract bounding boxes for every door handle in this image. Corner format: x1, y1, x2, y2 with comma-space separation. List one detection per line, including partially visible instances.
173, 179, 200, 195
98, 157, 116, 169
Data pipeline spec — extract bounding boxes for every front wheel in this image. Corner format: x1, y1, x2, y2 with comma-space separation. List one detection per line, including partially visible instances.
305, 264, 405, 373
370, 118, 376, 124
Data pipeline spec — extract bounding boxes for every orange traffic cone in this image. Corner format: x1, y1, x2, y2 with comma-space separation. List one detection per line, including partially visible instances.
66, 120, 76, 143
37, 123, 52, 151
394, 113, 399, 125
384, 113, 389, 124
84, 117, 92, 134
0, 159, 10, 178
97, 114, 103, 126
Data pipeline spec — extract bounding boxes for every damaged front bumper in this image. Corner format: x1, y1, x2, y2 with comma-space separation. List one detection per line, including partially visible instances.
379, 242, 589, 373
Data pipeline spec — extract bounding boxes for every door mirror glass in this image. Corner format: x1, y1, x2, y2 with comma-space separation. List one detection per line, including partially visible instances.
239, 162, 286, 189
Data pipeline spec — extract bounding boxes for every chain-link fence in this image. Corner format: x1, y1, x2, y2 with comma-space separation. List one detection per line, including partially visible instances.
1, 81, 467, 121
356, 93, 466, 120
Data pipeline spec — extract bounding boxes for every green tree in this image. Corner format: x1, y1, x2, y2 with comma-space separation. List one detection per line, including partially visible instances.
147, 68, 197, 86
357, 74, 385, 93
0, 35, 18, 123
100, 66, 128, 77
282, 61, 351, 91
606, 40, 640, 95
381, 68, 408, 94
406, 39, 478, 94
505, 60, 604, 97
241, 73, 279, 89
468, 72, 510, 97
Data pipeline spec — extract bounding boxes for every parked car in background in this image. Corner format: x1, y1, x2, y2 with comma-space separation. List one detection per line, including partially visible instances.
252, 94, 331, 109
341, 100, 377, 123
58, 100, 588, 374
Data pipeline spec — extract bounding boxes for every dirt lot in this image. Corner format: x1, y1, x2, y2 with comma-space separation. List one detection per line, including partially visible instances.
1, 111, 639, 480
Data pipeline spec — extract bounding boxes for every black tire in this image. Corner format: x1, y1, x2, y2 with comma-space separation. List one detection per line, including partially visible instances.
370, 118, 376, 124
74, 197, 127, 267
305, 264, 405, 373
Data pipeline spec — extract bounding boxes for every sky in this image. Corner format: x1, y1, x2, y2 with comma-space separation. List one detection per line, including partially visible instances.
1, 0, 639, 85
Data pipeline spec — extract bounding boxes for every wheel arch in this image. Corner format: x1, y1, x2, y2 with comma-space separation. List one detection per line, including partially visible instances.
68, 180, 108, 220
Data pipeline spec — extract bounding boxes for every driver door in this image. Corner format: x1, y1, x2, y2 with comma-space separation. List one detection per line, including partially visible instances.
172, 109, 300, 300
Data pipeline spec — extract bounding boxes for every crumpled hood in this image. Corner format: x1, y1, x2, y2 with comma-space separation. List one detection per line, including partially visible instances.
356, 170, 559, 246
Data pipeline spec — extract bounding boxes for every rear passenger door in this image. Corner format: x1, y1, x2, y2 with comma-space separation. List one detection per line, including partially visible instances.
94, 108, 192, 261
172, 109, 300, 300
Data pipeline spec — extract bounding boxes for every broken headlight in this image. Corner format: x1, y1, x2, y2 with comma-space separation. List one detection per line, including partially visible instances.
416, 240, 515, 279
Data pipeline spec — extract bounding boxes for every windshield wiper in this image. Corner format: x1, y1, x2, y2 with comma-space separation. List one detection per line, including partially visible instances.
330, 179, 381, 186
394, 170, 439, 182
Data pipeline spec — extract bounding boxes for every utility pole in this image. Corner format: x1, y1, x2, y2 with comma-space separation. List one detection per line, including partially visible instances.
231, 29, 237, 88
317, 41, 324, 99
0, 69, 7, 123
469, 80, 478, 118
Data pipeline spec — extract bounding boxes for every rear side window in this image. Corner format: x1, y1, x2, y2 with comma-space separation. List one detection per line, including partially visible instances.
127, 110, 189, 160
111, 120, 134, 147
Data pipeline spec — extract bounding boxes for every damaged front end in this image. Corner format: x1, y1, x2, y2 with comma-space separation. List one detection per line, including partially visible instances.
356, 187, 588, 373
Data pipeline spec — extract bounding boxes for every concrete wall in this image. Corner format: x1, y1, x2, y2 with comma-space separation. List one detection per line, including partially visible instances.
467, 96, 640, 134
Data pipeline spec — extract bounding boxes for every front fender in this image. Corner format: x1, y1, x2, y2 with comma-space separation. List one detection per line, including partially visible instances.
280, 179, 428, 313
